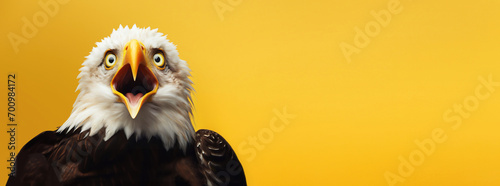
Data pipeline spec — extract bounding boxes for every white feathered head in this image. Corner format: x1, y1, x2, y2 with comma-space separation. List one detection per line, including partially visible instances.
58, 25, 195, 151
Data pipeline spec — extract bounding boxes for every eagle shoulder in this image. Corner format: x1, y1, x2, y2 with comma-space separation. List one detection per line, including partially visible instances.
195, 129, 246, 186
7, 130, 65, 186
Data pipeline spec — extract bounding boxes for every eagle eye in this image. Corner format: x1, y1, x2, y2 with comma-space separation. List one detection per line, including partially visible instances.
153, 52, 166, 70
105, 53, 117, 70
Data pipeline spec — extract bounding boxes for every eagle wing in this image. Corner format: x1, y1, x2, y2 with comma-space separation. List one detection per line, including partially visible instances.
8, 129, 247, 186
195, 129, 247, 186
6, 131, 64, 186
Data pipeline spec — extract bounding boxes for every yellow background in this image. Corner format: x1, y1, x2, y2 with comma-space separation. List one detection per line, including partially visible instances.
1, 0, 500, 185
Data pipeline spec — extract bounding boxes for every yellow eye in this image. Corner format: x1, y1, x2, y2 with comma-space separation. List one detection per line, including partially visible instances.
153, 52, 166, 70
105, 53, 117, 70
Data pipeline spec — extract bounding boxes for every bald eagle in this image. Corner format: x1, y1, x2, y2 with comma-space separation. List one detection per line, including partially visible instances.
7, 25, 246, 186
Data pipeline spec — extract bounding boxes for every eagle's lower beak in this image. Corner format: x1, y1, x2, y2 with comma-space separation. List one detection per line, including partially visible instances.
111, 39, 159, 119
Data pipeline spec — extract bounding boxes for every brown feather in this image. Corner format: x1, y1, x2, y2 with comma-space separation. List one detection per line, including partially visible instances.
8, 128, 246, 186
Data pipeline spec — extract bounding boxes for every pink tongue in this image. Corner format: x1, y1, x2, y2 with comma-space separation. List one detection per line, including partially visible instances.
125, 93, 144, 106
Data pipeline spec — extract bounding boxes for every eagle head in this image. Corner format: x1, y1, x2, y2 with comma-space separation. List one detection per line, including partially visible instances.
58, 25, 195, 151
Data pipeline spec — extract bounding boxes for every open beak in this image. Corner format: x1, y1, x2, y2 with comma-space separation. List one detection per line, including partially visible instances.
111, 39, 159, 119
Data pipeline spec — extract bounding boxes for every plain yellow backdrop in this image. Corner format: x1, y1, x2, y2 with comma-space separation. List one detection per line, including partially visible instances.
1, 0, 500, 185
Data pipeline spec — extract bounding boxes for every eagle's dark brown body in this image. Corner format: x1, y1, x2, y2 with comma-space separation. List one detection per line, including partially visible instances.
7, 129, 246, 186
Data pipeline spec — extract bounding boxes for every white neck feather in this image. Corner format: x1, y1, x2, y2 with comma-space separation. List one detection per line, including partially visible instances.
58, 82, 195, 152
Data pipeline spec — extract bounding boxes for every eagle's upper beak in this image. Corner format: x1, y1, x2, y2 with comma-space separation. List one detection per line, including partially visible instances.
111, 39, 159, 119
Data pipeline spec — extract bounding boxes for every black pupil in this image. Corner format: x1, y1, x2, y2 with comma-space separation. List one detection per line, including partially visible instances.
155, 56, 161, 63
109, 56, 115, 63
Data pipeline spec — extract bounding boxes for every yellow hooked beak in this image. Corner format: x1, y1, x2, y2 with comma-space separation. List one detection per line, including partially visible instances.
111, 39, 159, 119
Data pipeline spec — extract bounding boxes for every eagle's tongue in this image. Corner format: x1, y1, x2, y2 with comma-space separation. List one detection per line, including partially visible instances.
125, 93, 144, 106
